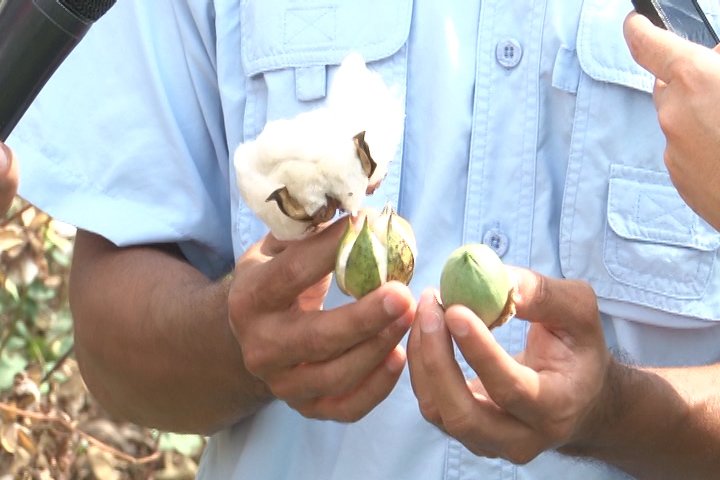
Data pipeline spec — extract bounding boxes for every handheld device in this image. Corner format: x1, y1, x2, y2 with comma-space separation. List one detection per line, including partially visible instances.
631, 0, 720, 48
0, 0, 116, 141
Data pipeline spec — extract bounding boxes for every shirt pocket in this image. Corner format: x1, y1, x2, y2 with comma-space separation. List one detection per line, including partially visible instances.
232, 0, 412, 253
605, 165, 720, 299
559, 0, 720, 324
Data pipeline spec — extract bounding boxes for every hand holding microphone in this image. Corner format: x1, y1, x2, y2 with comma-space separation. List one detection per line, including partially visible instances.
0, 142, 18, 215
0, 0, 116, 215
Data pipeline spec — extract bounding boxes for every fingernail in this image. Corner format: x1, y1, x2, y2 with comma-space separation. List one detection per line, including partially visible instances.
420, 288, 436, 304
432, 289, 445, 310
383, 292, 407, 317
446, 314, 470, 338
419, 303, 443, 333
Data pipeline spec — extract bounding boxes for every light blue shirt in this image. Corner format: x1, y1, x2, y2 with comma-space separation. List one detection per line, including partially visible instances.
11, 0, 720, 478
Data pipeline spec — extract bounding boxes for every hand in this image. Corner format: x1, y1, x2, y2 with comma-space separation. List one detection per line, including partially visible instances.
624, 12, 720, 231
0, 142, 19, 215
407, 267, 611, 464
228, 213, 416, 422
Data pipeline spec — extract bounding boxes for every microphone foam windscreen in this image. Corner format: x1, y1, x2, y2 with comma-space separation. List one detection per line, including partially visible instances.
60, 0, 115, 22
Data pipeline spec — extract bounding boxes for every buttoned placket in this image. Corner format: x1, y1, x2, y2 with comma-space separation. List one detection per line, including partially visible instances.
449, 0, 548, 478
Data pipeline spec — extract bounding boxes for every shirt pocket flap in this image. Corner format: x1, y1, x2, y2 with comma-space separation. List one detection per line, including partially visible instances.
577, 0, 654, 93
607, 165, 720, 251
240, 0, 413, 76
577, 0, 720, 93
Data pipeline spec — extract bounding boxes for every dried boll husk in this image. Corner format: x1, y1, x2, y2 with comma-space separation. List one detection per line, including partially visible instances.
234, 53, 405, 241
335, 204, 417, 299
439, 243, 515, 330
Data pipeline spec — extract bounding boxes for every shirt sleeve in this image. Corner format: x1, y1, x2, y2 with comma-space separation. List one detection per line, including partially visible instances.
8, 0, 235, 276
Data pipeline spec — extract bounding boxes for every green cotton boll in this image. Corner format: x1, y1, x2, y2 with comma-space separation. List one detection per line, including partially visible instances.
439, 243, 515, 329
335, 204, 417, 300
341, 217, 387, 299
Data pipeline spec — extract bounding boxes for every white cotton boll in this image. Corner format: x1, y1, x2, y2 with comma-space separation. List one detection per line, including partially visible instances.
234, 53, 405, 241
235, 141, 310, 240
255, 109, 370, 214
235, 108, 370, 240
327, 53, 405, 187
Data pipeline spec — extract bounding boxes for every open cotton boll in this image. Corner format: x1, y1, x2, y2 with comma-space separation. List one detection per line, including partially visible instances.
234, 141, 310, 241
234, 53, 405, 241
334, 204, 416, 300
327, 53, 405, 188
235, 108, 370, 240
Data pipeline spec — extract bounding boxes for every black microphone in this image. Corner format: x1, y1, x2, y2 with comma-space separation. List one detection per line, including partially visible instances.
0, 0, 116, 141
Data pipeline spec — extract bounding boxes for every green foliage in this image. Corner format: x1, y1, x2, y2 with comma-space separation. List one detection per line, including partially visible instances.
0, 200, 75, 385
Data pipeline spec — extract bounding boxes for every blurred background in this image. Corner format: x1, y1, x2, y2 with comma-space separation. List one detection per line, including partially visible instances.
0, 0, 209, 475
0, 201, 206, 479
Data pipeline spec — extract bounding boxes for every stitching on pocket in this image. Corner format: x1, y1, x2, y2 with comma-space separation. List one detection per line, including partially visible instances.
607, 166, 720, 250
603, 166, 718, 300
604, 227, 710, 299
284, 7, 337, 47
577, 0, 654, 92
241, 0, 413, 76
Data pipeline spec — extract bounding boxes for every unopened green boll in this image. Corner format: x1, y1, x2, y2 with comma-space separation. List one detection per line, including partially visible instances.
439, 243, 515, 329
335, 204, 417, 299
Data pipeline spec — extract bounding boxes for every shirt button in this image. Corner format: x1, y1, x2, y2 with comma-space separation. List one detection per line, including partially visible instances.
495, 39, 523, 69
483, 228, 509, 258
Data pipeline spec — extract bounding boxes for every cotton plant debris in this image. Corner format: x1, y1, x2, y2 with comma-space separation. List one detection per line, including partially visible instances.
234, 53, 405, 240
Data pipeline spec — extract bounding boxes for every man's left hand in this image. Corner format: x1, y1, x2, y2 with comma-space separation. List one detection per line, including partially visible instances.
407, 266, 611, 463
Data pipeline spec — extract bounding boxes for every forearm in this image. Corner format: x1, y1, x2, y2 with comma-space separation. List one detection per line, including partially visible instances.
564, 359, 720, 479
70, 231, 272, 435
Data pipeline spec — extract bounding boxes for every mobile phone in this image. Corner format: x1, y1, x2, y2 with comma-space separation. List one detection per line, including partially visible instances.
631, 0, 720, 48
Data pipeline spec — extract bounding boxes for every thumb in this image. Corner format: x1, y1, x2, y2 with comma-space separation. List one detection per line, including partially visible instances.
506, 266, 600, 335
0, 143, 19, 215
624, 11, 701, 83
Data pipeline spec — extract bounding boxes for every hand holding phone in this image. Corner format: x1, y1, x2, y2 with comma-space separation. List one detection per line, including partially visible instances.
624, 9, 720, 231
631, 0, 719, 48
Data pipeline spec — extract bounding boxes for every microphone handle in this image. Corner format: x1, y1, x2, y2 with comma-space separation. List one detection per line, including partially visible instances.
0, 0, 92, 141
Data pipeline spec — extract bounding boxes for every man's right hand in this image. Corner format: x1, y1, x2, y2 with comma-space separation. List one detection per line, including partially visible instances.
0, 142, 19, 215
228, 213, 416, 422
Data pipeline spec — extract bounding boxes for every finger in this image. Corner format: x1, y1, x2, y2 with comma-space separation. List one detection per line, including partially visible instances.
260, 213, 355, 257
269, 297, 413, 400
249, 215, 350, 309
411, 292, 547, 459
0, 143, 19, 215
250, 208, 384, 309
265, 281, 415, 368
407, 289, 444, 423
507, 267, 600, 340
415, 289, 499, 430
416, 289, 471, 411
260, 234, 291, 257
623, 11, 700, 83
289, 345, 407, 422
415, 292, 542, 457
444, 303, 542, 425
